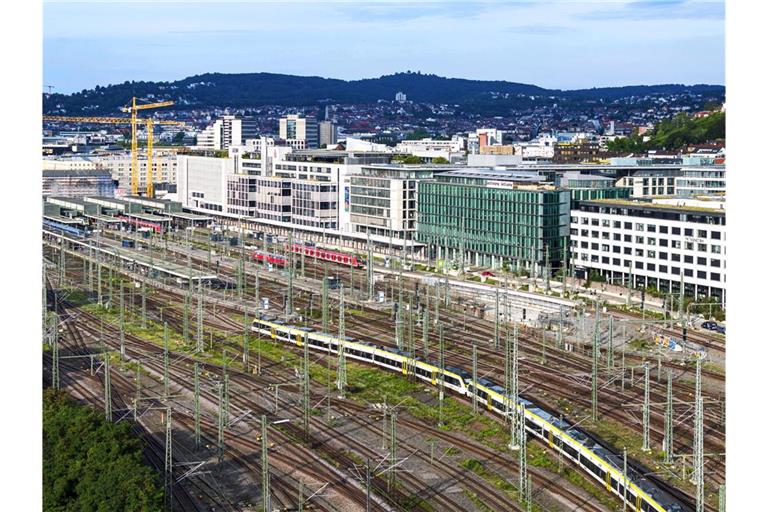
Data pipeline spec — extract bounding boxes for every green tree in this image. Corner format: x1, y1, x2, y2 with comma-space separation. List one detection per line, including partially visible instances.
43, 389, 164, 512
431, 156, 450, 164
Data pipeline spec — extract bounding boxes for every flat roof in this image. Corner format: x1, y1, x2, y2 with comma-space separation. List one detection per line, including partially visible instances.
43, 215, 85, 225
438, 168, 546, 182
84, 214, 123, 223
580, 198, 725, 215
125, 213, 171, 222
48, 196, 87, 206
166, 212, 212, 221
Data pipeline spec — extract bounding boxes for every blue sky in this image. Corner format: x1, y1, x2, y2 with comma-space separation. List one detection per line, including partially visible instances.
43, 0, 724, 94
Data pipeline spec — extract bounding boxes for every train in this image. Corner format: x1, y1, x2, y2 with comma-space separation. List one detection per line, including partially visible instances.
42, 218, 90, 238
653, 334, 683, 353
289, 243, 365, 268
252, 317, 685, 512
117, 215, 163, 234
252, 250, 290, 268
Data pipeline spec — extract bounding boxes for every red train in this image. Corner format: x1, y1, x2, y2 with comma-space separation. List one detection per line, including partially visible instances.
252, 251, 289, 268
290, 244, 365, 268
117, 215, 163, 234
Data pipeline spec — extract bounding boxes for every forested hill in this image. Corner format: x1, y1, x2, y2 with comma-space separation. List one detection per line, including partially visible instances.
43, 71, 724, 115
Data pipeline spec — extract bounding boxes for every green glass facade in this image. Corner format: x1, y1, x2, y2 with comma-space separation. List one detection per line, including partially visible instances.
417, 181, 570, 269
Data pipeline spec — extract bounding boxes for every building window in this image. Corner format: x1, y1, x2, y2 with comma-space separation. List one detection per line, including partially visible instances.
660, 239, 668, 247
613, 246, 620, 253
672, 240, 681, 249
635, 248, 644, 257
581, 229, 588, 236
697, 270, 706, 279
648, 224, 656, 232
581, 241, 588, 249
697, 257, 707, 265
591, 243, 599, 250
613, 221, 621, 228
636, 236, 644, 244
698, 243, 707, 252
613, 233, 621, 241
648, 238, 656, 246
711, 259, 720, 267
591, 218, 599, 226
648, 263, 656, 271
624, 234, 632, 242
672, 253, 681, 262
684, 255, 694, 264
660, 252, 668, 260
636, 223, 644, 231
592, 230, 599, 238
711, 231, 721, 240
685, 242, 694, 251
672, 266, 680, 275
711, 245, 722, 254
613, 258, 621, 266
624, 222, 632, 229
660, 265, 668, 273
602, 244, 610, 252
684, 268, 693, 277
698, 230, 707, 238
684, 228, 693, 237
648, 250, 656, 258
672, 227, 681, 235
624, 247, 631, 255
602, 256, 609, 264
660, 226, 668, 234
602, 219, 610, 227
635, 261, 644, 269
602, 232, 610, 240
711, 272, 721, 281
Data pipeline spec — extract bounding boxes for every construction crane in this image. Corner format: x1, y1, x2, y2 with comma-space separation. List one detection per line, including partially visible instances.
43, 101, 182, 197
121, 98, 175, 197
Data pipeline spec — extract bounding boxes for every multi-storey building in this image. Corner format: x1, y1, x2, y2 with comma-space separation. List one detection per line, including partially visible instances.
279, 114, 318, 149
675, 165, 725, 197
197, 116, 258, 150
43, 169, 115, 198
349, 165, 442, 240
318, 121, 337, 148
569, 198, 726, 302
615, 169, 681, 198
176, 155, 234, 214
417, 169, 570, 270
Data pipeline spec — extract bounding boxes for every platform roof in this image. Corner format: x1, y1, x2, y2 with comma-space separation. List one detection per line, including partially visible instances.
124, 212, 172, 223
43, 215, 85, 225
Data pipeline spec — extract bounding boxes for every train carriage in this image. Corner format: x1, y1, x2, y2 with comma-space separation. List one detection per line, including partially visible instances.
250, 316, 683, 512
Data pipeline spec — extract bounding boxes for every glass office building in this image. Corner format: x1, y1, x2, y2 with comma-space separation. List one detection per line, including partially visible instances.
417, 169, 570, 270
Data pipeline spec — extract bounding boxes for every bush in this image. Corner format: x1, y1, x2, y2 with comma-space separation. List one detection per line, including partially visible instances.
43, 389, 164, 512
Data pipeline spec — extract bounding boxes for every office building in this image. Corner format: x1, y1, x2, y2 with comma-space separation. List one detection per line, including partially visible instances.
417, 168, 569, 270
569, 198, 726, 302
349, 164, 444, 240
675, 166, 725, 197
197, 116, 257, 150
319, 120, 338, 148
279, 114, 319, 149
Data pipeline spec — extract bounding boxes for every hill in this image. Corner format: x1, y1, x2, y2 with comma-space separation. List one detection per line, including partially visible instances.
43, 71, 724, 115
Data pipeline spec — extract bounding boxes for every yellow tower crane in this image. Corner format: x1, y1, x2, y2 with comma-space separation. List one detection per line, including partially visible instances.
121, 98, 175, 197
43, 108, 183, 197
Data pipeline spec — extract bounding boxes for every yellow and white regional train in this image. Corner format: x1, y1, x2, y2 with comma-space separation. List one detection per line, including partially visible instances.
253, 317, 686, 512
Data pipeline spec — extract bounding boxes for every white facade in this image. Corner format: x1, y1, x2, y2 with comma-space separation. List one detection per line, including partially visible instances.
176, 155, 234, 213
615, 173, 679, 198
513, 135, 557, 160
675, 166, 725, 197
569, 199, 726, 302
196, 116, 243, 150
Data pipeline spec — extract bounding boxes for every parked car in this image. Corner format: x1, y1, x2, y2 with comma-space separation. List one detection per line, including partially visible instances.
715, 325, 725, 334
701, 321, 719, 331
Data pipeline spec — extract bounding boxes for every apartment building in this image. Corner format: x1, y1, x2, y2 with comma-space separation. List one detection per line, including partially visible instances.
279, 114, 318, 149
569, 198, 726, 302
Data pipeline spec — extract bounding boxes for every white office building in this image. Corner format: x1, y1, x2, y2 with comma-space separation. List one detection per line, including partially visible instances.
569, 198, 726, 303
675, 166, 725, 197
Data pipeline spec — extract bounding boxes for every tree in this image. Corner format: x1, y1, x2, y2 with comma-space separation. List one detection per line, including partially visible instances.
172, 131, 185, 144
43, 389, 164, 512
432, 156, 450, 164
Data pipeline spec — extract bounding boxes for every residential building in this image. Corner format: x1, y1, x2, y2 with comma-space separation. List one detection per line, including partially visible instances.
553, 140, 603, 164
395, 91, 407, 103
417, 168, 569, 270
615, 169, 681, 198
43, 169, 115, 198
279, 114, 319, 149
569, 198, 726, 302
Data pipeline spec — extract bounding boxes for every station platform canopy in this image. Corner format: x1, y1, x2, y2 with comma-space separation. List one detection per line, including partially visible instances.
124, 212, 172, 223
166, 212, 212, 221
43, 214, 85, 225
84, 214, 123, 224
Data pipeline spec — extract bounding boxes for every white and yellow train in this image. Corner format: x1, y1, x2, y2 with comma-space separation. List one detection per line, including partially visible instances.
253, 317, 686, 512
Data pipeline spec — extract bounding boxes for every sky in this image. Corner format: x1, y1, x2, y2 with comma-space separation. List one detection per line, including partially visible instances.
43, 0, 724, 94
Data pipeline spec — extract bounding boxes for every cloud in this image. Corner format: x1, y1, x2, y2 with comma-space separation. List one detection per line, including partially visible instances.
582, 0, 724, 21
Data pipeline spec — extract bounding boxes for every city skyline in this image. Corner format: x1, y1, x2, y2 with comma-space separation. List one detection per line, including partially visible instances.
44, 0, 724, 94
